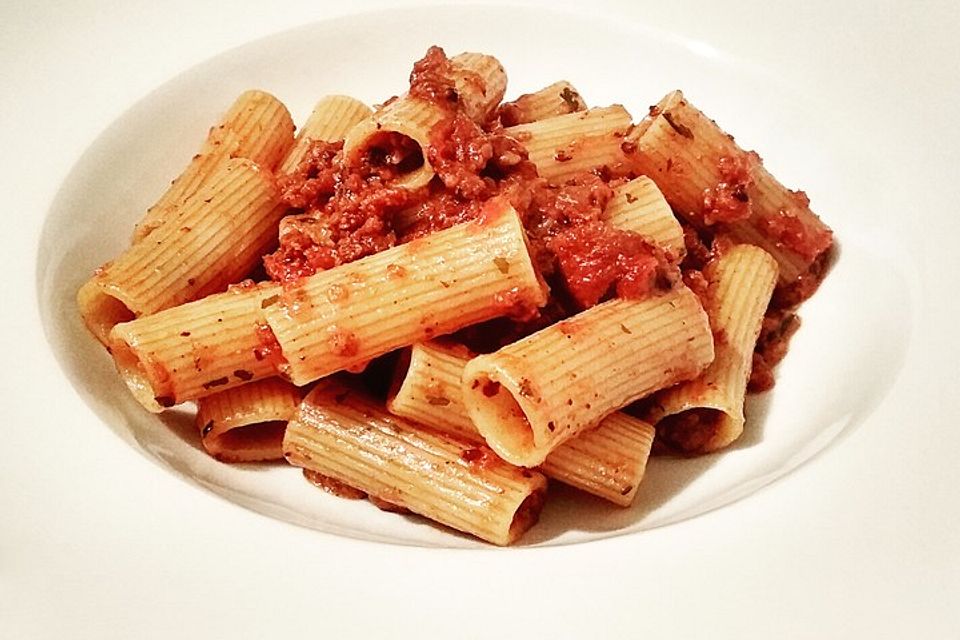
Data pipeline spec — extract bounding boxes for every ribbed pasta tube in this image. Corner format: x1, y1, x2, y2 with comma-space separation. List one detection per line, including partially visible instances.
627, 90, 832, 285
646, 245, 778, 453
449, 52, 507, 123
195, 378, 302, 462
108, 282, 283, 412
461, 286, 714, 467
504, 106, 633, 182
499, 81, 587, 126
342, 52, 507, 189
279, 95, 373, 174
79, 158, 285, 344
389, 340, 656, 505
133, 90, 294, 241
283, 380, 548, 546
263, 200, 547, 385
601, 176, 685, 260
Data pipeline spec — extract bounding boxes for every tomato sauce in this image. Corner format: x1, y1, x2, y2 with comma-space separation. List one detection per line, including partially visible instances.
701, 154, 754, 226
264, 140, 416, 283
252, 323, 287, 371
267, 47, 682, 346
408, 45, 459, 110
549, 221, 666, 308
757, 207, 833, 262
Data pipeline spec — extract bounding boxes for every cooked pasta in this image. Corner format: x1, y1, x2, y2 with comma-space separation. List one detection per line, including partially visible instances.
389, 340, 656, 505
461, 287, 714, 467
503, 105, 634, 181
627, 90, 832, 289
284, 380, 547, 546
196, 377, 302, 462
645, 245, 778, 453
79, 158, 286, 344
133, 90, 294, 242
79, 45, 834, 545
279, 95, 373, 174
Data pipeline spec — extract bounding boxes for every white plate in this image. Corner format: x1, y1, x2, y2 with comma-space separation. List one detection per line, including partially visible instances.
6, 0, 959, 636
36, 5, 913, 549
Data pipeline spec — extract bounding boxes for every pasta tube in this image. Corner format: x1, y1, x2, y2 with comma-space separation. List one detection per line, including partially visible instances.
133, 90, 294, 241
627, 90, 832, 285
263, 199, 548, 385
601, 176, 685, 260
499, 81, 587, 126
79, 158, 285, 344
342, 52, 506, 189
462, 286, 714, 467
109, 282, 284, 412
283, 380, 548, 546
279, 95, 373, 174
195, 378, 302, 462
504, 106, 633, 182
646, 245, 778, 453
389, 340, 656, 505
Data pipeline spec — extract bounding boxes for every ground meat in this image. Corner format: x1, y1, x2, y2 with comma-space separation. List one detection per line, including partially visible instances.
264, 140, 417, 283
701, 154, 755, 226
408, 45, 459, 110
549, 221, 665, 308
277, 140, 343, 209
655, 408, 724, 455
749, 308, 801, 392
427, 112, 498, 199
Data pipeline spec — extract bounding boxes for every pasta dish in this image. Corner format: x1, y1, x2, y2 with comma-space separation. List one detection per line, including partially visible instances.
77, 46, 833, 545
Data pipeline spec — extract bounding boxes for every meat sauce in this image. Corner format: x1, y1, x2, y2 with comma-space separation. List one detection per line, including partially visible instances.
701, 154, 754, 226
265, 46, 819, 399
268, 46, 673, 324
408, 45, 459, 109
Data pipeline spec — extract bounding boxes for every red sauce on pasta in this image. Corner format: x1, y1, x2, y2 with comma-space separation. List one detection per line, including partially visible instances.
549, 222, 665, 308
269, 47, 675, 317
264, 141, 415, 283
757, 208, 833, 262
408, 45, 459, 110
701, 154, 754, 226
252, 323, 287, 371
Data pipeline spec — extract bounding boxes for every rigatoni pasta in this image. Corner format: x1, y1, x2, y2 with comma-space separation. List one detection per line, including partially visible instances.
79, 45, 835, 545
196, 378, 302, 462
109, 282, 283, 412
389, 340, 657, 505
503, 105, 634, 181
284, 380, 547, 546
627, 90, 832, 288
279, 95, 373, 174
262, 199, 547, 386
342, 48, 507, 189
462, 287, 714, 467
133, 90, 294, 241
79, 158, 285, 344
646, 245, 778, 453
498, 80, 587, 126
601, 176, 685, 260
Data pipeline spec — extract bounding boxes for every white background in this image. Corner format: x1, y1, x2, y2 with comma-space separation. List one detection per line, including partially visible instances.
2, 1, 959, 638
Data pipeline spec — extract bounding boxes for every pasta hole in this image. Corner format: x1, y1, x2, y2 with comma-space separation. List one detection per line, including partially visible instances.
655, 408, 727, 454
205, 421, 287, 462
360, 131, 424, 175
109, 338, 164, 413
466, 373, 536, 461
508, 485, 546, 544
77, 281, 135, 343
